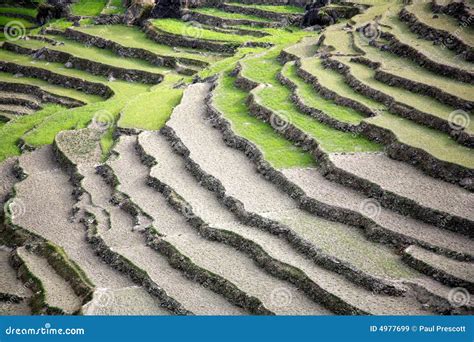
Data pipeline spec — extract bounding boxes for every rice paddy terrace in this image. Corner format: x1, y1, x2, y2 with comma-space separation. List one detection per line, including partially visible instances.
0, 0, 473, 316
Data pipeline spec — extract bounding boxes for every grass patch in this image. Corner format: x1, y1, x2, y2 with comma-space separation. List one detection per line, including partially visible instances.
71, 0, 107, 16
300, 57, 381, 109
193, 7, 272, 22
45, 18, 73, 30
273, 210, 417, 279
324, 25, 360, 55
101, 0, 126, 15
227, 3, 305, 14
368, 111, 474, 168
0, 7, 37, 17
118, 75, 187, 131
151, 19, 263, 43
0, 104, 62, 161
0, 16, 35, 28
214, 73, 314, 169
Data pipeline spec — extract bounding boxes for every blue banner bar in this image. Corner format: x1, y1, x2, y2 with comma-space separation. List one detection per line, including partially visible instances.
0, 316, 472, 342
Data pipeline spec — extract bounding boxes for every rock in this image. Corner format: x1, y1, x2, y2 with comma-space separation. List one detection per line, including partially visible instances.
304, 25, 322, 32
124, 0, 155, 25
37, 0, 72, 25
65, 62, 73, 69
181, 13, 191, 22
150, 0, 182, 18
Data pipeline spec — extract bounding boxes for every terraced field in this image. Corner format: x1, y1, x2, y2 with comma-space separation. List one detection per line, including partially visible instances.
0, 0, 472, 316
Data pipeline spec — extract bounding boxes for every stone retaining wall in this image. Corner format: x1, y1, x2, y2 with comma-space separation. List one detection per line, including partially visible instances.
218, 3, 303, 25
431, 0, 473, 27
0, 57, 113, 99
379, 31, 474, 84
9, 248, 67, 315
59, 28, 178, 68
184, 10, 282, 28
321, 57, 474, 194
342, 57, 474, 147
2, 42, 164, 85
143, 21, 239, 54
0, 81, 84, 108
399, 7, 474, 62
402, 247, 474, 293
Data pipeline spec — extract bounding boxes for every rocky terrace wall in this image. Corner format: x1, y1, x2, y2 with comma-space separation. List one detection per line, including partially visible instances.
431, 0, 473, 27
183, 10, 283, 28
379, 32, 474, 84
143, 21, 240, 54
2, 42, 164, 85
218, 3, 303, 24
347, 57, 474, 147
0, 56, 113, 99
399, 7, 474, 62
321, 57, 474, 194
56, 28, 178, 68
